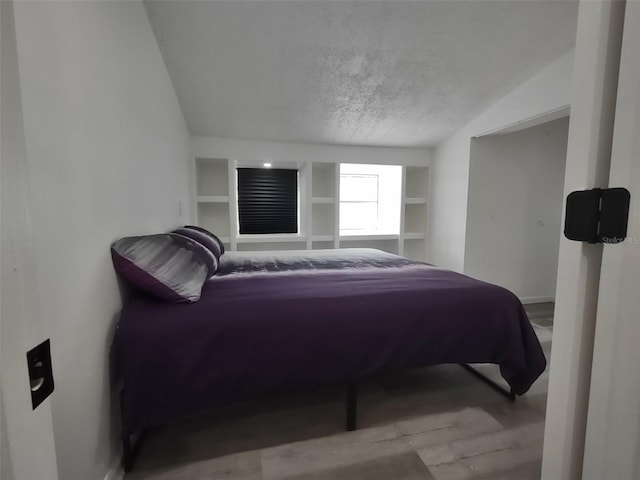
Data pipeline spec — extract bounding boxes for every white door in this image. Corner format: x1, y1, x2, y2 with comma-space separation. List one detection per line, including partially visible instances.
542, 0, 626, 478
582, 1, 640, 478
1, 1, 59, 478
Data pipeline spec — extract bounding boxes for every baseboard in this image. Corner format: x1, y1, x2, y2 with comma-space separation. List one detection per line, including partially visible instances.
103, 458, 124, 480
519, 296, 555, 304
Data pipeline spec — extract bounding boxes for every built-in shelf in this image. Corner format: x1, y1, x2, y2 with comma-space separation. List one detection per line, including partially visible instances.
404, 197, 427, 204
404, 202, 427, 233
194, 158, 428, 261
399, 165, 428, 260
405, 166, 428, 199
236, 234, 307, 244
311, 240, 336, 250
197, 202, 230, 238
403, 232, 426, 240
196, 158, 229, 197
312, 197, 335, 204
403, 237, 427, 262
312, 163, 336, 199
197, 195, 230, 203
312, 203, 335, 238
311, 235, 334, 242
340, 234, 400, 242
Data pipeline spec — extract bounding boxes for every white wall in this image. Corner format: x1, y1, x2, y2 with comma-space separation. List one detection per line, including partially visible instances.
428, 50, 574, 272
192, 136, 431, 166
12, 2, 192, 479
464, 117, 569, 301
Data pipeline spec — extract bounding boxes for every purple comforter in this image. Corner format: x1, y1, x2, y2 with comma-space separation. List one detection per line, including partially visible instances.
116, 249, 546, 433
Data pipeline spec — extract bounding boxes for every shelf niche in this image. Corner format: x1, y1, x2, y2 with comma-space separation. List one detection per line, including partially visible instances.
405, 166, 428, 199
312, 203, 335, 237
197, 203, 230, 238
312, 163, 336, 199
404, 203, 427, 233
312, 240, 335, 250
404, 238, 427, 262
340, 238, 399, 256
196, 158, 229, 197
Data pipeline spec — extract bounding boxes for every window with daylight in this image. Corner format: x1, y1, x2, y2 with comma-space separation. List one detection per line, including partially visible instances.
237, 168, 298, 234
339, 164, 402, 236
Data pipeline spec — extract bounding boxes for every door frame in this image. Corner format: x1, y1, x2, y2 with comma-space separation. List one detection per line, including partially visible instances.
1, 1, 59, 478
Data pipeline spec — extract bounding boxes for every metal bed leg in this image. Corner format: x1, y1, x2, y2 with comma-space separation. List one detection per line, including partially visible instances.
346, 381, 358, 431
122, 429, 147, 472
460, 364, 516, 402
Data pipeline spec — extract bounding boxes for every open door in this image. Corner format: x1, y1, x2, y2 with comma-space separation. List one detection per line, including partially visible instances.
582, 1, 640, 478
542, 0, 625, 476
1, 1, 58, 478
543, 0, 639, 478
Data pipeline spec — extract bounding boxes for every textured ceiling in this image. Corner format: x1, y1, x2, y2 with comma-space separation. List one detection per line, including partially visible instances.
145, 1, 578, 147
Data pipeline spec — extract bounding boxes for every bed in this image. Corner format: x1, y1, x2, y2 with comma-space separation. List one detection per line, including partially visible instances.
115, 248, 546, 469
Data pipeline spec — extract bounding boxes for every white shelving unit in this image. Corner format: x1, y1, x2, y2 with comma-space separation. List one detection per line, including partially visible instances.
194, 158, 429, 261
403, 232, 426, 240
309, 163, 339, 250
399, 165, 429, 261
311, 235, 335, 242
340, 234, 400, 242
311, 197, 335, 204
195, 158, 232, 247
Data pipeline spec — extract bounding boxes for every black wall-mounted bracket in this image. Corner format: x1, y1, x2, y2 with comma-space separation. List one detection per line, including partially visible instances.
564, 187, 631, 244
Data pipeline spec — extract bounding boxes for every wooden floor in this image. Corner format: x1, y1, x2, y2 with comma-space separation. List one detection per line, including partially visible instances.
126, 303, 553, 480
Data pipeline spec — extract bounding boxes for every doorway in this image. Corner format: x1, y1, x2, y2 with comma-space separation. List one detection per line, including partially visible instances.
465, 116, 570, 304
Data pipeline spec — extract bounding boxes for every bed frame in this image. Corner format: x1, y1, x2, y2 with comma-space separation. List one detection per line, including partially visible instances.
121, 363, 514, 472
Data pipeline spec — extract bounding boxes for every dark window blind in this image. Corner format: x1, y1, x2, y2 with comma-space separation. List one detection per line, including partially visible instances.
237, 168, 298, 234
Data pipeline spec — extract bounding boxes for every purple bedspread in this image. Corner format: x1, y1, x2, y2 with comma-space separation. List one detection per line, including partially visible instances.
116, 249, 546, 433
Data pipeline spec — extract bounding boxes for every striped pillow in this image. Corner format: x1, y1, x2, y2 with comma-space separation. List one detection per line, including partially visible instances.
111, 233, 212, 303
182, 225, 225, 255
173, 227, 223, 261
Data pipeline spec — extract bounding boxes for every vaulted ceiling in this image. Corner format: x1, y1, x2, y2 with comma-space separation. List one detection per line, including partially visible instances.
145, 1, 578, 147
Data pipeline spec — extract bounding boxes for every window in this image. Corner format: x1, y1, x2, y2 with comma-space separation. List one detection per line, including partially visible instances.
237, 168, 298, 234
339, 164, 402, 236
340, 173, 380, 232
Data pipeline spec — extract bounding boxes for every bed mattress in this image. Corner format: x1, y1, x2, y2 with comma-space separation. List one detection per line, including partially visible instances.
116, 248, 546, 433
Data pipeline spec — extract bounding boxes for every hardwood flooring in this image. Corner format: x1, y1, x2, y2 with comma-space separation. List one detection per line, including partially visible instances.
126, 303, 554, 480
